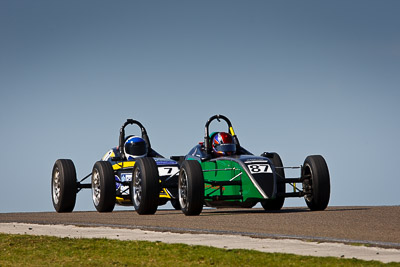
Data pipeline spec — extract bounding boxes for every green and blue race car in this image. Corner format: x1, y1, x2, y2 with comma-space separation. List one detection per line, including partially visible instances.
175, 115, 331, 216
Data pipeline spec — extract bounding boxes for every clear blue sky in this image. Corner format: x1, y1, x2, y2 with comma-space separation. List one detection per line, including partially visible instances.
1, 1, 399, 212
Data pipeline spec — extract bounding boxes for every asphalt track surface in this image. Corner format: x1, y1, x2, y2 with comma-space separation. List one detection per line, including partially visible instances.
1, 206, 399, 248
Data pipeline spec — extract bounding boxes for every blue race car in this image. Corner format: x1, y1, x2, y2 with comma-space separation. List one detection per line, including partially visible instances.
51, 119, 180, 214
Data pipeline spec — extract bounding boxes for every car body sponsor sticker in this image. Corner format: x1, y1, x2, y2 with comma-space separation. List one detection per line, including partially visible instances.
158, 166, 179, 176
154, 159, 177, 165
121, 173, 132, 181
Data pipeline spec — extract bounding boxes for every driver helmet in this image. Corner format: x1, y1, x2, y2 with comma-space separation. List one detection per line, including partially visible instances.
124, 136, 147, 160
212, 132, 236, 157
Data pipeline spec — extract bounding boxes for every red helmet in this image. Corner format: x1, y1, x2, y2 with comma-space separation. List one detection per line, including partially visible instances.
212, 132, 236, 156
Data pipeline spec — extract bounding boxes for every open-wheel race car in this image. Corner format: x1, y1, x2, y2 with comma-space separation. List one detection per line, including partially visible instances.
174, 114, 331, 216
51, 119, 180, 214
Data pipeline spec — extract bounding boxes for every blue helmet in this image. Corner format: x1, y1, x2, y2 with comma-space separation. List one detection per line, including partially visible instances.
124, 136, 147, 160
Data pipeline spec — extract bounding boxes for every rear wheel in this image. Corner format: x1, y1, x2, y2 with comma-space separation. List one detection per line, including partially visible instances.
92, 161, 116, 212
52, 159, 77, 212
241, 200, 257, 208
261, 152, 286, 211
179, 160, 204, 216
132, 157, 160, 215
170, 199, 181, 210
302, 155, 330, 211
158, 199, 168, 206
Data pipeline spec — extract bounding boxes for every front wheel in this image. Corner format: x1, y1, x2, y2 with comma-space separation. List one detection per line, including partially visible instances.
92, 161, 116, 212
51, 159, 77, 212
261, 152, 285, 211
302, 155, 330, 211
132, 157, 160, 215
179, 160, 204, 216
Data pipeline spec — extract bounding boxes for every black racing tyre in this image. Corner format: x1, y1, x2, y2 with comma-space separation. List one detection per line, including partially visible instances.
92, 161, 116, 212
51, 159, 77, 212
170, 199, 181, 210
302, 155, 330, 211
179, 160, 204, 216
132, 157, 160, 215
261, 152, 286, 211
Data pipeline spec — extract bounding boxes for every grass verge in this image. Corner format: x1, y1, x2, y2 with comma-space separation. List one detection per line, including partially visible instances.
0, 233, 398, 266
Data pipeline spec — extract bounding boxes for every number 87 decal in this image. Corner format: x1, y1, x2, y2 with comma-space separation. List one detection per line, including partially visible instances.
247, 164, 272, 174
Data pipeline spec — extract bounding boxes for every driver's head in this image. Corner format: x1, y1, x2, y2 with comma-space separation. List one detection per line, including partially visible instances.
212, 132, 236, 157
124, 136, 147, 160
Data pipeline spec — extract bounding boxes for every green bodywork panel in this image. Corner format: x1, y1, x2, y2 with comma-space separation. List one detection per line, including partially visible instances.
199, 160, 264, 201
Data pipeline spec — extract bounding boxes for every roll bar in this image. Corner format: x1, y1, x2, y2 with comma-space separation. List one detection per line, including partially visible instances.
204, 114, 240, 155
119, 119, 151, 159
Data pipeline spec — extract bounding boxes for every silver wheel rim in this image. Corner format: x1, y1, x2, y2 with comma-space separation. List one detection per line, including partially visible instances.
92, 169, 101, 206
178, 169, 188, 209
52, 168, 60, 205
133, 168, 142, 207
303, 164, 313, 203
